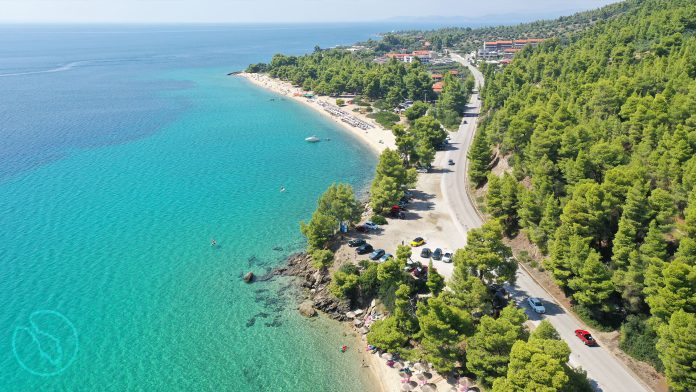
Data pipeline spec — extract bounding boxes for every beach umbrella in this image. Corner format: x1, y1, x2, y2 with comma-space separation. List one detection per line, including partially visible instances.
381, 352, 393, 360
457, 377, 472, 387
415, 373, 428, 381
422, 372, 433, 380
393, 361, 404, 370
399, 371, 410, 378
401, 384, 415, 391
420, 383, 437, 392
409, 381, 419, 388
414, 362, 429, 372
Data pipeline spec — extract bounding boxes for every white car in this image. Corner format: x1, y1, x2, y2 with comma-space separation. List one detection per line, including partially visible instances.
527, 297, 546, 314
442, 251, 453, 263
364, 221, 379, 231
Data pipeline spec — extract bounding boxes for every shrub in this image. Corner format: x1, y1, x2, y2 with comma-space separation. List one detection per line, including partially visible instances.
370, 214, 388, 225
311, 249, 334, 269
368, 111, 400, 128
619, 315, 664, 371
336, 98, 345, 106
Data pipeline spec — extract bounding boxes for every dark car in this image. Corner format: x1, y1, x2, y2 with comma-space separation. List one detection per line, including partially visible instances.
369, 249, 385, 260
420, 247, 432, 258
448, 159, 455, 165
432, 248, 443, 260
348, 239, 366, 247
356, 244, 373, 255
575, 329, 597, 346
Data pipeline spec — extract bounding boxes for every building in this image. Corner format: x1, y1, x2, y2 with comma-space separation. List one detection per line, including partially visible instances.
432, 81, 444, 94
478, 38, 544, 60
382, 50, 433, 64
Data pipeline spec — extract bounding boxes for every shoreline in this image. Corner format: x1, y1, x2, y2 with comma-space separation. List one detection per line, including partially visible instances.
236, 72, 396, 154
239, 72, 464, 392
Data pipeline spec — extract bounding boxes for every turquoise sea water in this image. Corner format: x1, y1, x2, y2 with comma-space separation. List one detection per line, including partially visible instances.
0, 24, 434, 391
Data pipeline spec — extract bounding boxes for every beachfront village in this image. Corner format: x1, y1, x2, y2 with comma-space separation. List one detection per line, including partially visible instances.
241, 2, 696, 391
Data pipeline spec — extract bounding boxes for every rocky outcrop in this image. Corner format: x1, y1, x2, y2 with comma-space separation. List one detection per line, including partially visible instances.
243, 272, 255, 283
298, 301, 317, 317
276, 252, 350, 321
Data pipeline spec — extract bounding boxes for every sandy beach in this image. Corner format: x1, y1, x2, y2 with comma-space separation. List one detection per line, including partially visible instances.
237, 72, 465, 392
238, 72, 396, 153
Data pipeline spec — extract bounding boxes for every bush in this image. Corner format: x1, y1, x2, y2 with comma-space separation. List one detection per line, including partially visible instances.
619, 316, 664, 371
330, 270, 359, 299
370, 214, 388, 225
311, 249, 334, 269
336, 98, 345, 106
368, 111, 400, 128
573, 304, 621, 331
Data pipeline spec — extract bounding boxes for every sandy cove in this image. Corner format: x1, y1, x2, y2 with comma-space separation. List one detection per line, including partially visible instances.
238, 72, 396, 153
237, 72, 465, 392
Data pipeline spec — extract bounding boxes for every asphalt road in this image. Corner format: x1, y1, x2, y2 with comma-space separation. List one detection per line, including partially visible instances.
439, 53, 650, 392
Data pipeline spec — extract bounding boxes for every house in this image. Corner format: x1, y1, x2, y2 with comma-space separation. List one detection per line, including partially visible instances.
431, 73, 444, 81
383, 50, 432, 64
432, 81, 444, 93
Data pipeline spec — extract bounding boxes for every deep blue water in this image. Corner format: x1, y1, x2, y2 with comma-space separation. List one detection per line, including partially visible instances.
0, 24, 417, 391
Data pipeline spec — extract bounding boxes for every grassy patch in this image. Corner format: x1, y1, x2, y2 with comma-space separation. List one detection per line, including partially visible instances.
368, 111, 400, 128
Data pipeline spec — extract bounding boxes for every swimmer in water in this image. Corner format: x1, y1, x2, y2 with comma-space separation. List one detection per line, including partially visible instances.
211, 239, 217, 247
280, 186, 286, 192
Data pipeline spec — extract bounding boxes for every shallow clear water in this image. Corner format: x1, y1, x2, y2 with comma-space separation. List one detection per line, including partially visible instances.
0, 24, 404, 391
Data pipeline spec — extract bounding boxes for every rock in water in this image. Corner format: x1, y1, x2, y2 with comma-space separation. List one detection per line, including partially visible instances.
299, 301, 317, 318
243, 272, 255, 283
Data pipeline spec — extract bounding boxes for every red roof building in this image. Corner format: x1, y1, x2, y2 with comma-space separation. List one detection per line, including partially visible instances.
432, 81, 444, 93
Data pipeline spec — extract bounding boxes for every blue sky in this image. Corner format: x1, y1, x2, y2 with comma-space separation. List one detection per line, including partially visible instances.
1, 0, 620, 23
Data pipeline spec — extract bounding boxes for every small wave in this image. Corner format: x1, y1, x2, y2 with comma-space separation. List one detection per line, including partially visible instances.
0, 57, 150, 78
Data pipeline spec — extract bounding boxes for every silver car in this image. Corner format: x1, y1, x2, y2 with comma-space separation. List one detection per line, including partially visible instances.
527, 297, 546, 314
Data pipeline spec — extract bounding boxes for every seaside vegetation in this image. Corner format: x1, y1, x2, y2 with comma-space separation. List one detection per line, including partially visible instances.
469, 0, 696, 390
299, 183, 361, 268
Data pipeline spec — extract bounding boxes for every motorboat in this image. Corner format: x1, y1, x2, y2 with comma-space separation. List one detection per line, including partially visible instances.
305, 136, 320, 143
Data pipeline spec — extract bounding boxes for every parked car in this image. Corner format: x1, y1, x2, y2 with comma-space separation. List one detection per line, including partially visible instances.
432, 248, 443, 260
369, 249, 385, 260
404, 190, 414, 198
364, 221, 379, 231
448, 159, 455, 165
416, 167, 429, 173
348, 239, 366, 247
399, 196, 410, 204
404, 260, 421, 272
574, 329, 597, 346
527, 297, 546, 314
379, 253, 393, 262
410, 237, 425, 247
356, 244, 373, 255
442, 251, 453, 263
390, 210, 406, 219
355, 225, 368, 233
420, 247, 432, 258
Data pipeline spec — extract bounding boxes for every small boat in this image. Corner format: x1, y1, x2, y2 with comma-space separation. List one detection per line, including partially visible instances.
305, 136, 320, 143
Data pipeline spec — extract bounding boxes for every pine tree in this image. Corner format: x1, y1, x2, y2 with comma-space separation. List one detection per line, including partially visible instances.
646, 258, 696, 324
426, 261, 445, 296
467, 305, 527, 386
394, 283, 418, 335
415, 295, 474, 373
656, 310, 696, 392
568, 249, 614, 311
486, 174, 503, 216
469, 129, 492, 186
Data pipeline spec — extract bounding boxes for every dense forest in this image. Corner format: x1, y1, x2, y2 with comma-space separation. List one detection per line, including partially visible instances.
469, 0, 695, 390
360, 1, 635, 54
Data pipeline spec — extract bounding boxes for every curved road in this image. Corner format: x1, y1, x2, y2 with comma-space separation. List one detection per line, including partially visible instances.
439, 53, 650, 392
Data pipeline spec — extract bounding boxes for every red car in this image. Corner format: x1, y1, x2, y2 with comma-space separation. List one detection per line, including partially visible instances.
575, 329, 597, 346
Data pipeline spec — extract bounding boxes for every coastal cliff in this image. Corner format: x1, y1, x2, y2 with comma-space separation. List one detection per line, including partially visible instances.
277, 252, 350, 321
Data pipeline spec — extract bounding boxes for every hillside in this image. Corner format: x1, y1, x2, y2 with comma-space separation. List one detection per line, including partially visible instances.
470, 0, 696, 390
361, 1, 635, 53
